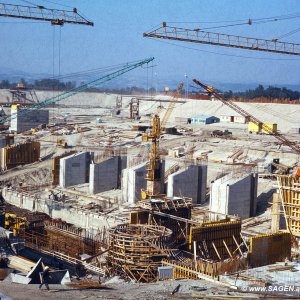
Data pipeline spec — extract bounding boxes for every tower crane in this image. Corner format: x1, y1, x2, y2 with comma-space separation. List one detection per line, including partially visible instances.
0, 57, 155, 127
0, 2, 93, 26
192, 79, 300, 155
144, 22, 300, 56
141, 82, 183, 200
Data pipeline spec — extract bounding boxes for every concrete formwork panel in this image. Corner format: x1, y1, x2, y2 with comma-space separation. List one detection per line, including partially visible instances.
59, 152, 91, 188
189, 220, 242, 260
210, 173, 258, 219
277, 175, 300, 237
0, 141, 40, 171
167, 165, 207, 204
249, 232, 291, 267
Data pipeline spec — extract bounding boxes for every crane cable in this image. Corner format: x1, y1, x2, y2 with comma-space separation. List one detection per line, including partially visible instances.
168, 12, 300, 25
165, 13, 300, 41
276, 27, 300, 40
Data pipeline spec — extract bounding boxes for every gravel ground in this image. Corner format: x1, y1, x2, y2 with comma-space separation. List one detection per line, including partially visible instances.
0, 278, 248, 300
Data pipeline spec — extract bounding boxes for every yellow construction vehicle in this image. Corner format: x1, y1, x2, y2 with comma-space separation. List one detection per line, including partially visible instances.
57, 139, 68, 148
5, 213, 26, 235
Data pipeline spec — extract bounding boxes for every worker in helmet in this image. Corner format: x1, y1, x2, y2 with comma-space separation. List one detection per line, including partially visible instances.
39, 266, 51, 291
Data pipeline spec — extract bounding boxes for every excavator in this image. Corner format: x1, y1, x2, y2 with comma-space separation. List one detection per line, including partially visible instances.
141, 83, 183, 200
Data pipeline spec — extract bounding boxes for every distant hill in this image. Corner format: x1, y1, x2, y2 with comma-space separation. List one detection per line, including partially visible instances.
0, 66, 299, 92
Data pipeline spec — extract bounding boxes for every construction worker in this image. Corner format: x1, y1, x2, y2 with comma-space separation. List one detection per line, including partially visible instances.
39, 266, 51, 291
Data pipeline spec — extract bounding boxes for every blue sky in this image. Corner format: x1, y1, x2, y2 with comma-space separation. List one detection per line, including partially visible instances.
0, 0, 299, 89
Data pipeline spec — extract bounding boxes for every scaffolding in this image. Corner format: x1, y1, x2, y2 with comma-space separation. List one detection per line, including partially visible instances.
277, 175, 300, 237
107, 224, 172, 283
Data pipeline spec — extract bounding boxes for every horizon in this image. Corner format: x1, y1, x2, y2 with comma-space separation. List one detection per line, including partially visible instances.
0, 0, 299, 91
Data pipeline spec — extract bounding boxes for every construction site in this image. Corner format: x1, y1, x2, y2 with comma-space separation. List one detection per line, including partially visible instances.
0, 1, 300, 300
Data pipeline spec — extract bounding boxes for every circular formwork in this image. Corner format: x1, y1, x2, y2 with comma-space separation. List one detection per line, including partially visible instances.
107, 224, 172, 282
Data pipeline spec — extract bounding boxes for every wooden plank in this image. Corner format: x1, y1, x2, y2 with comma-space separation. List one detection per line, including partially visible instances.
222, 240, 233, 259
212, 242, 221, 260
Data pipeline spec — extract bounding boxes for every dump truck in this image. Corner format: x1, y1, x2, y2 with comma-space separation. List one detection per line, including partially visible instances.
248, 122, 277, 134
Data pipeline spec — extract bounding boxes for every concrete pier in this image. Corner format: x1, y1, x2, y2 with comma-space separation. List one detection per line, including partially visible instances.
167, 165, 207, 204
210, 173, 258, 219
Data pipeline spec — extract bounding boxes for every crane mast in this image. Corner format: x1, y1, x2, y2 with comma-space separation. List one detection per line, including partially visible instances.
144, 22, 300, 56
0, 2, 93, 26
193, 79, 300, 154
142, 82, 183, 200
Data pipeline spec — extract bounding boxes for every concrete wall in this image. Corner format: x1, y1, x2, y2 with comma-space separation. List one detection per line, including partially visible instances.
123, 162, 147, 203
89, 156, 127, 194
2, 188, 118, 233
210, 173, 258, 219
122, 160, 165, 203
10, 108, 49, 133
167, 165, 207, 204
59, 152, 91, 188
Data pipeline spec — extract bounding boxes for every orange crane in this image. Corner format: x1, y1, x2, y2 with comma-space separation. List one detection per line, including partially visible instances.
193, 79, 300, 160
141, 83, 184, 199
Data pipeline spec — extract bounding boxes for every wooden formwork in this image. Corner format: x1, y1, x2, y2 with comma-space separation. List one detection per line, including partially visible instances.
277, 175, 300, 237
22, 220, 104, 260
137, 197, 193, 245
249, 232, 291, 267
0, 141, 40, 171
44, 221, 101, 258
107, 224, 172, 283
189, 220, 242, 260
162, 255, 248, 279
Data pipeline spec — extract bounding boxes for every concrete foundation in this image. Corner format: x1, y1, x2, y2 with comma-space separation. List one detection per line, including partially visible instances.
59, 152, 92, 188
167, 165, 207, 204
210, 173, 258, 219
10, 105, 49, 133
2, 187, 118, 232
89, 156, 127, 194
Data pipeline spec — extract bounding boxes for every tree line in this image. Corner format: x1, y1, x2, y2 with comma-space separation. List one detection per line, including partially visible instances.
224, 85, 300, 100
1, 78, 299, 99
0, 78, 76, 90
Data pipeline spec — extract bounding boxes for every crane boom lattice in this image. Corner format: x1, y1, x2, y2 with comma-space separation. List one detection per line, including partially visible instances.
0, 2, 93, 26
144, 23, 300, 56
161, 82, 184, 129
